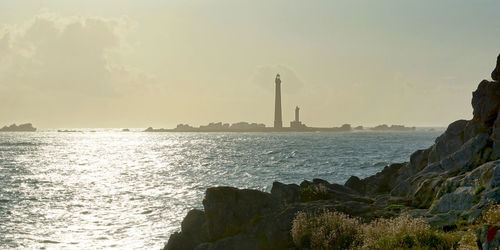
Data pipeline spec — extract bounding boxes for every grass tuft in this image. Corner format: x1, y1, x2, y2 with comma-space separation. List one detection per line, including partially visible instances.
291, 210, 362, 249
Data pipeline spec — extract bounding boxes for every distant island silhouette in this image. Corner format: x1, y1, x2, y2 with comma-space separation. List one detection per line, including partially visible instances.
0, 123, 36, 132
143, 123, 417, 133
370, 124, 416, 131
144, 122, 354, 133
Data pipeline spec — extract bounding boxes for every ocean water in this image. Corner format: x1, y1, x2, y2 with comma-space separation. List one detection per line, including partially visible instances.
0, 129, 443, 249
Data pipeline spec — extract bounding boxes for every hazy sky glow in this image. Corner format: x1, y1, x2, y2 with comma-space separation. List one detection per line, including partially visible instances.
1, 0, 499, 128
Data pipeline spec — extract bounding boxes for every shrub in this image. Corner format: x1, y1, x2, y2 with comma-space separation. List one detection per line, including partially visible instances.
291, 210, 362, 249
292, 212, 469, 249
363, 215, 460, 249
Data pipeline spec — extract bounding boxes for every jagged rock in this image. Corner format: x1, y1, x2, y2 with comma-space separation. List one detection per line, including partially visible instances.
412, 176, 443, 208
203, 187, 273, 241
164, 209, 208, 250
425, 161, 500, 229
428, 120, 467, 164
472, 80, 500, 125
464, 120, 489, 143
400, 132, 490, 207
430, 186, 475, 214
393, 148, 431, 189
492, 54, 500, 82
345, 176, 366, 195
362, 163, 406, 195
270, 182, 300, 206
439, 133, 489, 173
299, 179, 371, 203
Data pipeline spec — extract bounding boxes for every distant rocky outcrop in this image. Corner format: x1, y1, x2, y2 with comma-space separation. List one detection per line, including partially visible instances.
370, 124, 416, 131
144, 127, 170, 132
164, 55, 500, 250
0, 123, 36, 132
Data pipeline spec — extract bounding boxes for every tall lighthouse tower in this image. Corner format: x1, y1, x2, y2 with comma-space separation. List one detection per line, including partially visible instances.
274, 74, 283, 129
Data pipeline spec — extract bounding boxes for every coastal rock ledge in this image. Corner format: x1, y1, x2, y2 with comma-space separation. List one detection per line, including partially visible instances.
164, 56, 500, 250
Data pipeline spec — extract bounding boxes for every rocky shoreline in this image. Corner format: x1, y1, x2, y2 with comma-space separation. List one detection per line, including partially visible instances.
164, 55, 500, 249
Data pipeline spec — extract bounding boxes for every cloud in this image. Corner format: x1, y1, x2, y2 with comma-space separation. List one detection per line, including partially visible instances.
250, 65, 304, 93
0, 11, 150, 98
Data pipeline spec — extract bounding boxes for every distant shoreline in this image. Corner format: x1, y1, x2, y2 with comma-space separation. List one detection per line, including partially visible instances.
143, 124, 418, 133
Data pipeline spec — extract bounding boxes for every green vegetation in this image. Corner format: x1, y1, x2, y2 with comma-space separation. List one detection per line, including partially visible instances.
291, 211, 362, 249
290, 210, 500, 250
362, 215, 460, 249
474, 185, 486, 196
473, 185, 486, 203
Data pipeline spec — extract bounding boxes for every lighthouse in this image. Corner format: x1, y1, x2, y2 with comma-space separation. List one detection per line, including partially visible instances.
274, 74, 283, 129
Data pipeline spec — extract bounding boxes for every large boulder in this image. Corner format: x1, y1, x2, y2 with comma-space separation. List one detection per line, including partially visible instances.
203, 187, 273, 241
164, 209, 209, 250
270, 182, 300, 206
428, 120, 467, 164
362, 163, 406, 195
472, 80, 500, 125
344, 176, 366, 195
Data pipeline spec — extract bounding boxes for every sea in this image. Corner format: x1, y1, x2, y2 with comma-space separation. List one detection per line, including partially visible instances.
0, 129, 443, 249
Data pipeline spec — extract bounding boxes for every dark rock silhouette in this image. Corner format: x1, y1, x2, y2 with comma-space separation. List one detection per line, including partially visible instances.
164, 55, 500, 250
0, 123, 36, 132
492, 54, 500, 82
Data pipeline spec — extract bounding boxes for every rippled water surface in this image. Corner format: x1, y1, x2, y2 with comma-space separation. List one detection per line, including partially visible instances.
0, 130, 443, 249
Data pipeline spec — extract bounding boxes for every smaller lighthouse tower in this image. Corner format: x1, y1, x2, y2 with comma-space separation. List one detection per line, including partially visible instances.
290, 106, 305, 129
295, 106, 300, 122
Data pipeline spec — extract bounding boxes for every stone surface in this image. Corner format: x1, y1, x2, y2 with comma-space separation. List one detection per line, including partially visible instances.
362, 163, 406, 195
472, 80, 500, 125
270, 182, 300, 206
164, 209, 208, 250
203, 187, 273, 241
428, 120, 467, 164
344, 175, 365, 195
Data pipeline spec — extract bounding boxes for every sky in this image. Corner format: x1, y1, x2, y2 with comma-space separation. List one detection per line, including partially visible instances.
0, 0, 499, 128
